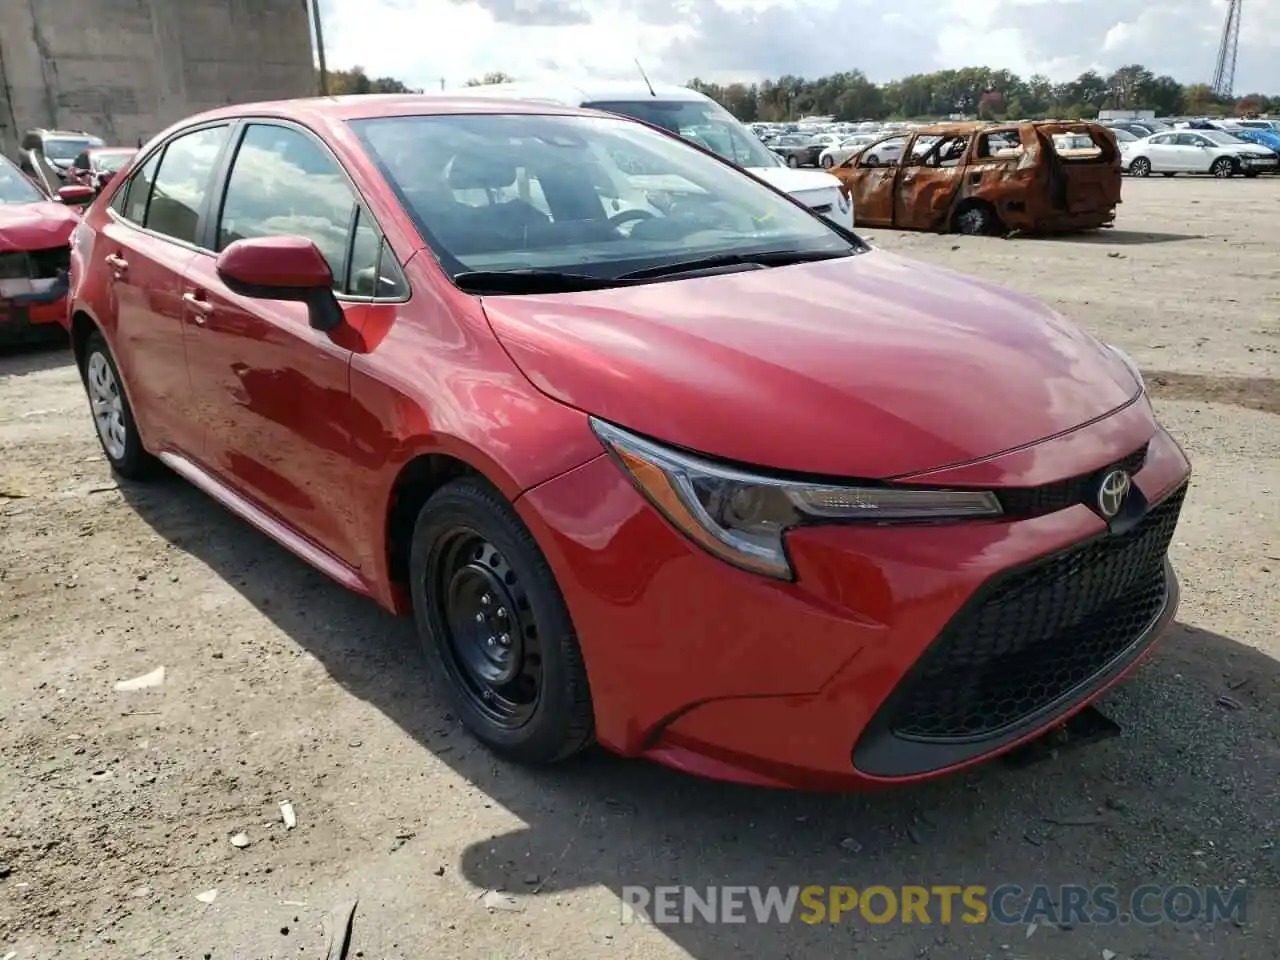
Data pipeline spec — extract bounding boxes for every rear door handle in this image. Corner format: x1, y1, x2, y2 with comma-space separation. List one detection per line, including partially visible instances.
182, 290, 214, 323
104, 254, 127, 272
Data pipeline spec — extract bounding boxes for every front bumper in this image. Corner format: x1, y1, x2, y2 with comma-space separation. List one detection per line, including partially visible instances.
517, 405, 1191, 790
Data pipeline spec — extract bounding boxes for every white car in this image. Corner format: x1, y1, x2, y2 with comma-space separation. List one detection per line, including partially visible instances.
856, 133, 906, 167
1121, 130, 1277, 178
819, 135, 877, 168
441, 80, 853, 227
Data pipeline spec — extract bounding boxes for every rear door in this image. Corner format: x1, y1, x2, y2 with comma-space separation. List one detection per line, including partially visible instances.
96, 124, 234, 457
182, 121, 406, 566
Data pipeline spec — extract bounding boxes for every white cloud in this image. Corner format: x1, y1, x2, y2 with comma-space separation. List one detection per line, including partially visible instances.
318, 0, 1280, 94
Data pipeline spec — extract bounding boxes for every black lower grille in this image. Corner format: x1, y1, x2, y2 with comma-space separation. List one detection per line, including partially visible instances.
881, 483, 1186, 743
0, 245, 70, 281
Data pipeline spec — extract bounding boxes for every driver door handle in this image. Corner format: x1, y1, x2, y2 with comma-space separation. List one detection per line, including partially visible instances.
104, 254, 128, 273
182, 290, 214, 323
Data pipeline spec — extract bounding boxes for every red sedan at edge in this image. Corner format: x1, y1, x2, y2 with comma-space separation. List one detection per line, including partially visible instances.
1, 154, 94, 342
63, 95, 1191, 790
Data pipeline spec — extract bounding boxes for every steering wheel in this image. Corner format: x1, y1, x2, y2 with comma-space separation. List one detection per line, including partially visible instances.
608, 208, 657, 230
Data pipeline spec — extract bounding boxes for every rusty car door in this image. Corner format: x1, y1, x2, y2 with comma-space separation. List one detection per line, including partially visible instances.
832, 159, 894, 227
1038, 125, 1121, 218
893, 134, 968, 231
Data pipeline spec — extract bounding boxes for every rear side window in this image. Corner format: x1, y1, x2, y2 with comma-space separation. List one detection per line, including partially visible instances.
217, 124, 355, 285
143, 125, 231, 244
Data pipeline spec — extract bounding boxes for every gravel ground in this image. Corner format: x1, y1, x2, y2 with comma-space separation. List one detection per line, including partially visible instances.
1, 176, 1277, 959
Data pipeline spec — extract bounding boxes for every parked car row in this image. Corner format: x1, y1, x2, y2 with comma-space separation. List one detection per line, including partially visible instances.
31, 91, 1191, 792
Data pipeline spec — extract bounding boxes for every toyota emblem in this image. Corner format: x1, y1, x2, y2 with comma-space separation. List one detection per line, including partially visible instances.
1096, 469, 1131, 519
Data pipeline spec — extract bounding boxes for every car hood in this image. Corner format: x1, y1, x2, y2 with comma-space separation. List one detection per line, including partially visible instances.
747, 165, 842, 195
481, 250, 1141, 479
0, 201, 78, 252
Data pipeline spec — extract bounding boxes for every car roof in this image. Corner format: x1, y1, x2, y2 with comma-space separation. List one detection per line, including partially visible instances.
438, 79, 712, 106
165, 93, 621, 132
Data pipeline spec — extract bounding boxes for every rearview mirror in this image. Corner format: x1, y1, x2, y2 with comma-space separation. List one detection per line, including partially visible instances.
215, 236, 343, 332
57, 184, 94, 205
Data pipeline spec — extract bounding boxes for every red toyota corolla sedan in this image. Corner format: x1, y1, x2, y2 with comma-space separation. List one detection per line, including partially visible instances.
64, 95, 1191, 790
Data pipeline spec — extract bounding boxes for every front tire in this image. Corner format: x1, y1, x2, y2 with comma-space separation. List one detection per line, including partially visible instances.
81, 330, 159, 480
408, 478, 594, 764
820, 155, 834, 168
786, 154, 799, 168
1128, 157, 1151, 177
1211, 157, 1234, 178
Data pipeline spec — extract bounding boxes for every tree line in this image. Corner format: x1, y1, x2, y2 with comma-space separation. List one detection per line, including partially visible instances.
687, 65, 1276, 122
320, 64, 1276, 123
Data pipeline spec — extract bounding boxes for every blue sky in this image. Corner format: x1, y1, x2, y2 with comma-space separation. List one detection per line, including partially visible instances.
318, 0, 1279, 95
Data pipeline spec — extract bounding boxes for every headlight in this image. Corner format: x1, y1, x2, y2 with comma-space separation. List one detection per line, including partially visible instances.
1106, 343, 1145, 391
591, 419, 1003, 579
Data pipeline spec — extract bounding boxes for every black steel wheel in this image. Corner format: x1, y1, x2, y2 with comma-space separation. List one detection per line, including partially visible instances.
409, 478, 593, 763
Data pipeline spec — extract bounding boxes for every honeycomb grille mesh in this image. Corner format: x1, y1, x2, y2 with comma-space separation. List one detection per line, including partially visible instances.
885, 484, 1186, 742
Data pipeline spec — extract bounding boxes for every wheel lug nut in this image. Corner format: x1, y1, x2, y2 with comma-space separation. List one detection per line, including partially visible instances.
496, 607, 506, 618
486, 635, 496, 647
474, 613, 484, 623
481, 593, 491, 605
499, 633, 510, 646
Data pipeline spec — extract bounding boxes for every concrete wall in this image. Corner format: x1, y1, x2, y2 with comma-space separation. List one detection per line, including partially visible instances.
0, 0, 316, 155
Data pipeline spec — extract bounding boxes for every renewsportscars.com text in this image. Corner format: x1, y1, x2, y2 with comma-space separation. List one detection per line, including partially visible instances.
620, 884, 1247, 927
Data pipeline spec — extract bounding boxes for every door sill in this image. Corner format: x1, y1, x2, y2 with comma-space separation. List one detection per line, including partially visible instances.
157, 450, 370, 596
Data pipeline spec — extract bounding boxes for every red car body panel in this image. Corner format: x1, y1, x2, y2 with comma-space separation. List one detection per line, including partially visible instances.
64, 95, 1192, 789
482, 253, 1140, 479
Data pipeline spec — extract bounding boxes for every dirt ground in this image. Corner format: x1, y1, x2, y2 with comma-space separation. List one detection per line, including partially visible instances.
1, 176, 1277, 960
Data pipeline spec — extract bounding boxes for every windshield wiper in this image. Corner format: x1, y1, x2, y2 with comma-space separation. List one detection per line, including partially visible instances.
454, 248, 853, 294
615, 248, 850, 280
453, 269, 619, 294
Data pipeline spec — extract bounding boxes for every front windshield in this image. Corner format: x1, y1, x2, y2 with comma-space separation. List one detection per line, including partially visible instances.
0, 159, 45, 204
1201, 130, 1245, 145
351, 112, 852, 279
43, 138, 97, 162
582, 99, 780, 169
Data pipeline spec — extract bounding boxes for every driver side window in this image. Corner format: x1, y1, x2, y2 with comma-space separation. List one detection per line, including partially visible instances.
217, 123, 355, 286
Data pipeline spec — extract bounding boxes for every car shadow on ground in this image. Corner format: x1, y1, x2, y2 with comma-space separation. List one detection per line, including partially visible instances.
0, 337, 73, 376
1021, 230, 1203, 245
119, 476, 1279, 957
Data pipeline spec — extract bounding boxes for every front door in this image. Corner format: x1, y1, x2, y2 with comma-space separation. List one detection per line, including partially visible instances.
183, 121, 376, 566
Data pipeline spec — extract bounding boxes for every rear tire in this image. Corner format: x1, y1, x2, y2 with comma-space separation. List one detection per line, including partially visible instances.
953, 200, 998, 236
1210, 157, 1234, 178
81, 330, 160, 480
1128, 157, 1151, 177
820, 155, 834, 168
408, 478, 594, 764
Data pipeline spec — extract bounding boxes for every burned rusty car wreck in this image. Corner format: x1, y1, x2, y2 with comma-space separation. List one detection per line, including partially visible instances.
832, 121, 1123, 235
